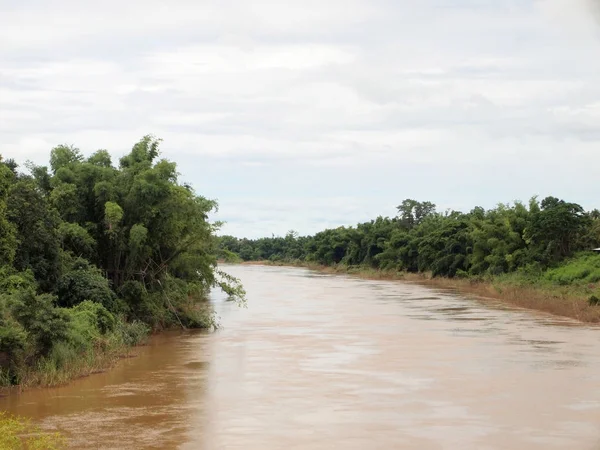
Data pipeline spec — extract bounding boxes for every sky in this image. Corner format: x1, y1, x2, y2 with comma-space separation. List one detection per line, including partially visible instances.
1, 0, 600, 238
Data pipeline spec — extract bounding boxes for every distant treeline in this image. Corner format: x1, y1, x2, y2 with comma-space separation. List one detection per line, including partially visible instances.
219, 198, 600, 283
0, 136, 243, 387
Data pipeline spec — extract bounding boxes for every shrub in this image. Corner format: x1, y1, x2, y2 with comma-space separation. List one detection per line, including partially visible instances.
43, 341, 78, 372
65, 301, 116, 353
10, 290, 71, 357
55, 259, 117, 311
71, 300, 116, 334
118, 280, 145, 312
455, 269, 469, 279
0, 268, 36, 294
545, 253, 600, 285
0, 316, 27, 360
115, 320, 150, 346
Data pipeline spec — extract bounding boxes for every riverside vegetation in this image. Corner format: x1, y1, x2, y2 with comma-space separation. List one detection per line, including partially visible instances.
219, 198, 600, 322
0, 412, 65, 449
0, 136, 244, 389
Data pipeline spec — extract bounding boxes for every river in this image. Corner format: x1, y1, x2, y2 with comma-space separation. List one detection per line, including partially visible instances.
1, 265, 600, 449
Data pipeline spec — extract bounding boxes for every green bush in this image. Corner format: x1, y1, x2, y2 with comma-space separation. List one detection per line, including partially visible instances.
118, 280, 146, 314
65, 301, 116, 353
455, 269, 469, 279
0, 317, 27, 357
10, 290, 71, 357
55, 259, 117, 311
219, 248, 242, 263
72, 300, 116, 334
179, 307, 216, 329
0, 268, 36, 294
545, 253, 600, 285
115, 320, 150, 346
44, 341, 78, 371
118, 276, 208, 328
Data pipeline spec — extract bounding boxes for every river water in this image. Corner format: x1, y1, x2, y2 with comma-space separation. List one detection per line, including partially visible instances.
2, 265, 600, 449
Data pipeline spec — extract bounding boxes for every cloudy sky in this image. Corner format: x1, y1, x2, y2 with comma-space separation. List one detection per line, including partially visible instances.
1, 0, 600, 238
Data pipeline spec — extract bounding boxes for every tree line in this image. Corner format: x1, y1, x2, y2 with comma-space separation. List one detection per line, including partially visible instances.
0, 136, 242, 386
219, 197, 600, 282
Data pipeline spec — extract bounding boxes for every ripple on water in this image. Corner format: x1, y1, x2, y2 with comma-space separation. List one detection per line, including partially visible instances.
184, 361, 208, 370
4, 265, 600, 449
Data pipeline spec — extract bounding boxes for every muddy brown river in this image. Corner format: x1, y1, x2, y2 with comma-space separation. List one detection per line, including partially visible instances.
2, 265, 600, 449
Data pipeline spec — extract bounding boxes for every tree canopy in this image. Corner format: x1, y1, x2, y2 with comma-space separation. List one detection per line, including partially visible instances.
219, 198, 599, 279
0, 136, 243, 386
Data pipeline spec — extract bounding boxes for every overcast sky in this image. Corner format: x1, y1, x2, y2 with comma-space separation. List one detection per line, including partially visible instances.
1, 0, 600, 238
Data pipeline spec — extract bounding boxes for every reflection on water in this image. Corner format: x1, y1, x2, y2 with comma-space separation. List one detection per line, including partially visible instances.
2, 264, 600, 449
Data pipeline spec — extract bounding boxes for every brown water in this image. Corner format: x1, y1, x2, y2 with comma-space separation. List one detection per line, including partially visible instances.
2, 265, 600, 449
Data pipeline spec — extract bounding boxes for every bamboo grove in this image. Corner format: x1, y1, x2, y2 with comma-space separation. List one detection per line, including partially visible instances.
0, 136, 243, 386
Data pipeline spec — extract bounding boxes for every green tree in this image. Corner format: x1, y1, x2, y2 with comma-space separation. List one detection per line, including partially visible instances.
49, 145, 83, 174
396, 199, 436, 230
10, 290, 70, 357
6, 177, 61, 291
524, 197, 589, 264
55, 259, 117, 311
0, 161, 17, 267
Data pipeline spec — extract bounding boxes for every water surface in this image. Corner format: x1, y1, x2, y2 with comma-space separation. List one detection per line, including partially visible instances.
2, 265, 600, 449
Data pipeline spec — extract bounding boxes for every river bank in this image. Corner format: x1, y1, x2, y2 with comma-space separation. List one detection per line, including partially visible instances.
0, 326, 148, 396
239, 261, 600, 324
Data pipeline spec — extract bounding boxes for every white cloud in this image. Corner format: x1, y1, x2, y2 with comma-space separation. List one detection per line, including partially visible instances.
145, 44, 356, 74
1, 0, 600, 237
536, 0, 600, 33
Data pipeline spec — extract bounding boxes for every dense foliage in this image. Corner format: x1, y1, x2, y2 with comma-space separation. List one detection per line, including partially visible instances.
0, 136, 243, 386
219, 198, 600, 282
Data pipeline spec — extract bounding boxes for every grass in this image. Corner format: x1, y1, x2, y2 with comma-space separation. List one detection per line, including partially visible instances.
17, 340, 130, 388
0, 412, 66, 449
544, 253, 600, 285
1, 319, 150, 392
239, 260, 600, 324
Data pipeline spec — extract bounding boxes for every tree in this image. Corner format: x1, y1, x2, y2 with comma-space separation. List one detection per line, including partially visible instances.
0, 162, 17, 267
524, 197, 589, 264
469, 202, 530, 275
6, 177, 61, 291
396, 199, 436, 229
55, 259, 117, 311
49, 145, 83, 174
0, 136, 246, 387
10, 290, 71, 357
